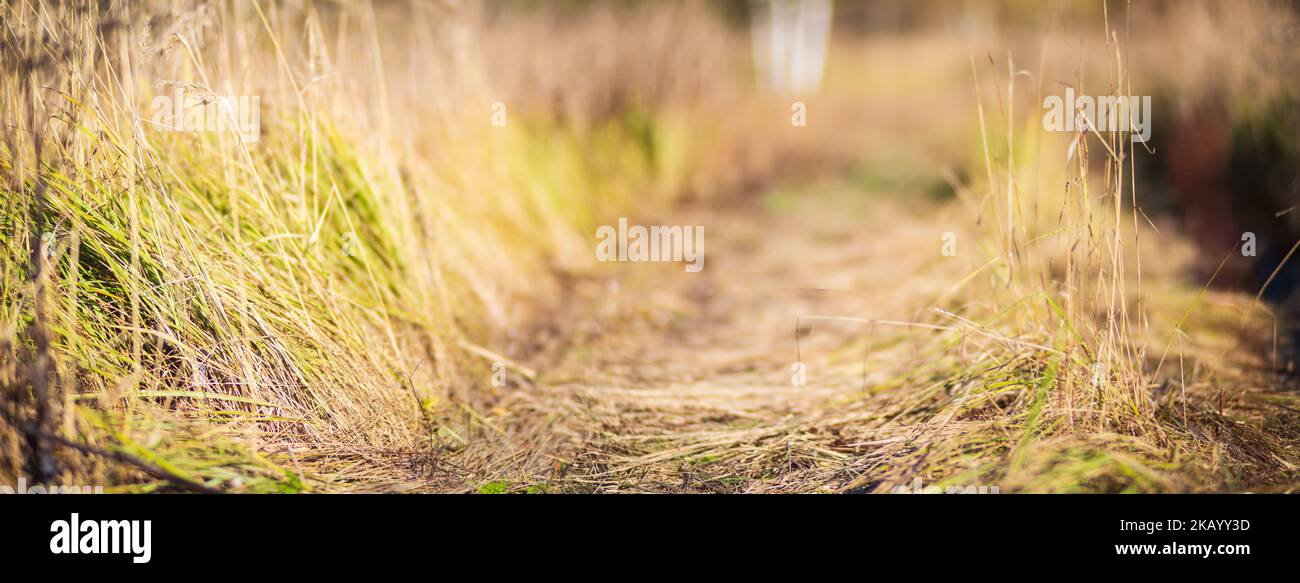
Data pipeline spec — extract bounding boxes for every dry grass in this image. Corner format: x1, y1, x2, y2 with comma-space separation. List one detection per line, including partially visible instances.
2, 0, 1298, 494
439, 1, 1300, 494
0, 0, 750, 491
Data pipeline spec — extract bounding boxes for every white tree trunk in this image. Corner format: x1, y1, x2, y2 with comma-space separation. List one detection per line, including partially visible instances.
750, 0, 834, 94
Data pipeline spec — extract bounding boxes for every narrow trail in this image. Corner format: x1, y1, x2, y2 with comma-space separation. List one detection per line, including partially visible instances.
411, 178, 1299, 493
474, 184, 973, 492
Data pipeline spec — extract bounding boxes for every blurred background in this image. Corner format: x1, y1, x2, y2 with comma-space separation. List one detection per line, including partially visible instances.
476, 0, 1300, 293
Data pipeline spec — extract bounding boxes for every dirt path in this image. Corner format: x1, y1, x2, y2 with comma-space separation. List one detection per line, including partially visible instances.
468, 183, 973, 492
418, 177, 1300, 494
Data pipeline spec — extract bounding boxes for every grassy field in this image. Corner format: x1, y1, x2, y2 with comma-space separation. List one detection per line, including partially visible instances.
2, 0, 1299, 493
